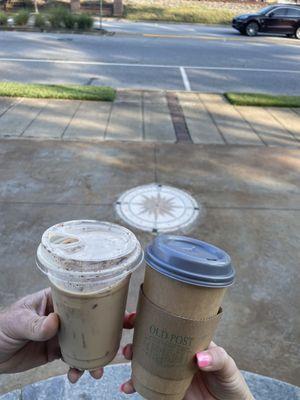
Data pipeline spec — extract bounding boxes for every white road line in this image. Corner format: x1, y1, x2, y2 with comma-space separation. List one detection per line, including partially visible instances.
0, 57, 300, 74
180, 67, 191, 91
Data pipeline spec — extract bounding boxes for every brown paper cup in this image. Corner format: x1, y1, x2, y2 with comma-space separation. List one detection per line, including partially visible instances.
132, 285, 223, 399
132, 235, 235, 400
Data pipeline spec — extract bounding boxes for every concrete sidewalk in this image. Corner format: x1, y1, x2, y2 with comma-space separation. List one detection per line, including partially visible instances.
0, 90, 299, 395
1, 364, 300, 400
0, 139, 299, 394
0, 90, 299, 147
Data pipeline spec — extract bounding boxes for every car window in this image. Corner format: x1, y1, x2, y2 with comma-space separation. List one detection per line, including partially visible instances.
258, 6, 276, 15
286, 8, 300, 17
270, 8, 288, 17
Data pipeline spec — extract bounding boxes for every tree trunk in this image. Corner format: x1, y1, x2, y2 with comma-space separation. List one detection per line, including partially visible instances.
70, 0, 80, 13
113, 0, 123, 17
34, 0, 39, 13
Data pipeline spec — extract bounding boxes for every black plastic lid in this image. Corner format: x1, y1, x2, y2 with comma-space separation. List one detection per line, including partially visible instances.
145, 235, 235, 288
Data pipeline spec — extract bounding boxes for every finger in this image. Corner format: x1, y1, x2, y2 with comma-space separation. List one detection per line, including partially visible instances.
44, 288, 55, 314
89, 368, 104, 380
7, 310, 60, 342
208, 341, 218, 349
29, 312, 59, 341
68, 368, 84, 384
22, 288, 53, 316
196, 345, 237, 379
122, 343, 133, 360
40, 313, 60, 340
120, 379, 136, 394
46, 335, 61, 362
123, 312, 136, 329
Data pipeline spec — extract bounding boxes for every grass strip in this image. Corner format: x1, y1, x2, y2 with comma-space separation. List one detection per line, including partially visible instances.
0, 82, 116, 101
124, 4, 235, 24
225, 93, 300, 108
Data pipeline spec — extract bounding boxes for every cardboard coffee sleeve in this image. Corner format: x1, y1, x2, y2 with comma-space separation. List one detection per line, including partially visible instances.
132, 235, 235, 400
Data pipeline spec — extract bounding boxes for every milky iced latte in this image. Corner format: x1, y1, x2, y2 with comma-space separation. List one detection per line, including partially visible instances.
36, 220, 143, 371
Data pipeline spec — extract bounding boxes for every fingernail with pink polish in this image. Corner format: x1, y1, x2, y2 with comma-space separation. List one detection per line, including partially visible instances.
120, 383, 125, 392
196, 352, 212, 368
121, 345, 127, 356
128, 312, 136, 321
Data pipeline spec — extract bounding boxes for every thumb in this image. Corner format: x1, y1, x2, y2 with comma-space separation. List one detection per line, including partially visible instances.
196, 345, 238, 379
16, 311, 59, 342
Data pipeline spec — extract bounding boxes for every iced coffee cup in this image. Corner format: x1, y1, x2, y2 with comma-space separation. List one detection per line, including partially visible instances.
132, 235, 235, 400
36, 220, 143, 371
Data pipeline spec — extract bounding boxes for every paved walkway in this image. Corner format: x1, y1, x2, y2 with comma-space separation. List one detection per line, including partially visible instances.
0, 91, 299, 146
1, 364, 300, 400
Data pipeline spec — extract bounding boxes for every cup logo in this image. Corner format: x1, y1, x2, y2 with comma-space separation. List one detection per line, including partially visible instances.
142, 324, 194, 367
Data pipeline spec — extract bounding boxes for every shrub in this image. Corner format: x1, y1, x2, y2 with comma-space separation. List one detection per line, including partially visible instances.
14, 10, 30, 26
63, 12, 75, 29
34, 13, 46, 29
47, 6, 70, 28
76, 13, 93, 30
0, 12, 8, 26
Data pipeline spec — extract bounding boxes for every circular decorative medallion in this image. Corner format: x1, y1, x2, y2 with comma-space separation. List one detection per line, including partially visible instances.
115, 183, 200, 233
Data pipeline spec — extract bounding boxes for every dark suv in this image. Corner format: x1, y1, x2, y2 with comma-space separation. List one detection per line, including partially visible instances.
232, 4, 300, 39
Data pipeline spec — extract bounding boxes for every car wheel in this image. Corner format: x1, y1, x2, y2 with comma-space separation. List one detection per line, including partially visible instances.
295, 27, 300, 40
245, 22, 259, 37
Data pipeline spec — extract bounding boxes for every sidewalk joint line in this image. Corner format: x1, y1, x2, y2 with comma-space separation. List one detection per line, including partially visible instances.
233, 105, 267, 146
291, 108, 300, 117
0, 97, 23, 118
104, 100, 114, 140
179, 67, 191, 92
205, 205, 300, 211
0, 200, 115, 207
198, 94, 227, 145
141, 91, 145, 140
260, 106, 297, 145
1, 199, 299, 212
20, 100, 49, 137
61, 100, 82, 139
265, 107, 300, 143
154, 144, 158, 183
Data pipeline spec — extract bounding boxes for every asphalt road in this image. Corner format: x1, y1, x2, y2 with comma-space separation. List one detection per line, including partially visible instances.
0, 21, 299, 93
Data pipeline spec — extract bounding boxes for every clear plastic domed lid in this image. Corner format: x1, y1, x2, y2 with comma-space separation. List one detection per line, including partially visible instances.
36, 220, 143, 291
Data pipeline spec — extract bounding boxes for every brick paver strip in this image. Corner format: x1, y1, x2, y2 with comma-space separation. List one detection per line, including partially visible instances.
177, 92, 224, 144
143, 91, 176, 142
266, 107, 300, 142
237, 106, 298, 146
106, 92, 143, 141
199, 93, 263, 145
166, 92, 192, 143
23, 100, 77, 138
0, 99, 46, 137
63, 101, 112, 140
